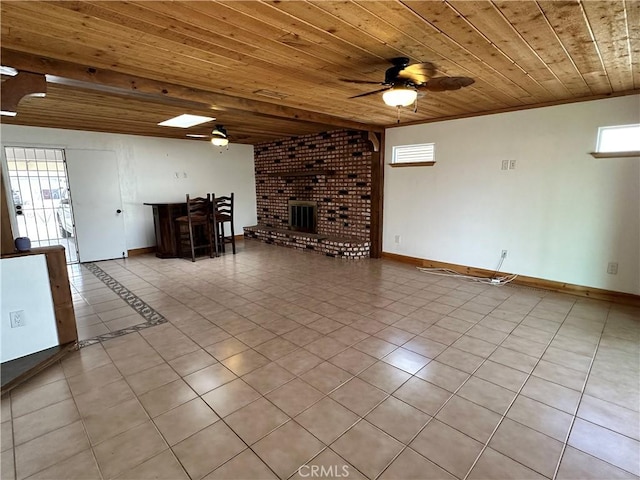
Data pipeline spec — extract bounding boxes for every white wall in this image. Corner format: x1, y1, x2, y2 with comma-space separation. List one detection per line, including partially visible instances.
384, 95, 640, 295
0, 125, 257, 250
1, 255, 59, 362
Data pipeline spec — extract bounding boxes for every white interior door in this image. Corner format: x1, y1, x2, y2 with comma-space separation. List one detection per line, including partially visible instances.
65, 149, 126, 262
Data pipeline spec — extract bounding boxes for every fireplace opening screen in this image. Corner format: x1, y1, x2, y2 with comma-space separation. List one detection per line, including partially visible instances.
289, 201, 317, 234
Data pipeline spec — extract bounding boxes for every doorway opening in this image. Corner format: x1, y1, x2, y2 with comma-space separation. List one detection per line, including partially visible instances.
3, 146, 79, 264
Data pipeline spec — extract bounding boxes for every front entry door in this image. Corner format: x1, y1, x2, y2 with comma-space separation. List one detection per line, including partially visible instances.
65, 149, 126, 262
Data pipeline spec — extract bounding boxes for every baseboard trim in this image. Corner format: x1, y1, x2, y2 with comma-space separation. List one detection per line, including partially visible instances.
381, 252, 640, 307
127, 246, 156, 256
381, 252, 425, 267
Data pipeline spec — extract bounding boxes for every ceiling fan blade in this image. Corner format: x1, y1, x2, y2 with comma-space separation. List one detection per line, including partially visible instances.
397, 62, 436, 84
420, 76, 475, 92
349, 87, 391, 99
339, 78, 383, 85
384, 57, 411, 84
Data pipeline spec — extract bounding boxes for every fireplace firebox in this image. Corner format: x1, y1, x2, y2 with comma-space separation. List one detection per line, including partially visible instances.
289, 200, 317, 234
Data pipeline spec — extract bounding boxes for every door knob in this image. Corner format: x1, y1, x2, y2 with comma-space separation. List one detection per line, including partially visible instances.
116, 209, 122, 214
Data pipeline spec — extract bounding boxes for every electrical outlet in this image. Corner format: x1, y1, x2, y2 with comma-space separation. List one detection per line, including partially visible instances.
9, 310, 26, 328
607, 262, 618, 275
501, 250, 508, 258
501, 160, 509, 171
394, 235, 401, 244
509, 160, 517, 170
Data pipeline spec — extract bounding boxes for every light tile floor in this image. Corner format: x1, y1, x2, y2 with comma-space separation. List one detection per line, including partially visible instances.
2, 240, 639, 480
69, 261, 162, 341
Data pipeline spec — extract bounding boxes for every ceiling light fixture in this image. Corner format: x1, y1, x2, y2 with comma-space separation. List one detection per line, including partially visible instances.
382, 86, 418, 107
158, 114, 215, 128
210, 125, 229, 147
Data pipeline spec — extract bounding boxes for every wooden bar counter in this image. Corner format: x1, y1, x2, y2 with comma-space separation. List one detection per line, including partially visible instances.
144, 202, 187, 258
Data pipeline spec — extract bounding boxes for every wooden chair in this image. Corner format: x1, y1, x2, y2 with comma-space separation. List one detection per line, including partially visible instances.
212, 193, 236, 254
175, 194, 215, 262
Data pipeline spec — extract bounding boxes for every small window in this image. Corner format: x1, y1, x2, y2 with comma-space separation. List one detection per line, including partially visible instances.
391, 143, 436, 167
596, 124, 640, 153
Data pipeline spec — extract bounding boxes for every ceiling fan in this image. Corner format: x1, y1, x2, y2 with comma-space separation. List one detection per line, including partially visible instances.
341, 57, 474, 108
187, 124, 230, 146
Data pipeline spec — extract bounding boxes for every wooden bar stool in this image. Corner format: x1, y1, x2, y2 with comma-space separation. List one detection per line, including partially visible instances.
175, 194, 215, 262
212, 193, 236, 254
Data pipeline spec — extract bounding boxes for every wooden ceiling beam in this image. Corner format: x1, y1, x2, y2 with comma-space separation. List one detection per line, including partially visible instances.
0, 49, 381, 133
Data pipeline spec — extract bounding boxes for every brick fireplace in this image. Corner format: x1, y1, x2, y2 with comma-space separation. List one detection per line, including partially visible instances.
244, 129, 372, 259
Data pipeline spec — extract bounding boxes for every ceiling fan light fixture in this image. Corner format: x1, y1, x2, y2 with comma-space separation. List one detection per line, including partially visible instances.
211, 137, 229, 147
211, 124, 229, 146
382, 86, 417, 107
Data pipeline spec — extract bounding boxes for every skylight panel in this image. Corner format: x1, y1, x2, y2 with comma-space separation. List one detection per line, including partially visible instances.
158, 114, 215, 128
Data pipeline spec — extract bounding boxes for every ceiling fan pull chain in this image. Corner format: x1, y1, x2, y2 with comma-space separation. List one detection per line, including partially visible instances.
397, 106, 401, 124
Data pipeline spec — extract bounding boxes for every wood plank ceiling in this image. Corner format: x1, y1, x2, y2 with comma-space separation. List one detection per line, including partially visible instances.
1, 1, 638, 144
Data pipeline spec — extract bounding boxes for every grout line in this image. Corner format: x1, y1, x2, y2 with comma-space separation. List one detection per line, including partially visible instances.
550, 306, 611, 480
398, 289, 591, 478
375, 292, 560, 479
461, 308, 583, 479
12, 368, 105, 480
63, 375, 106, 480
461, 301, 607, 480
98, 335, 192, 480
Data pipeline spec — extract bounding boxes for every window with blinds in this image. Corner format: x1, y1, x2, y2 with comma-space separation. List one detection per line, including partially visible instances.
392, 143, 435, 166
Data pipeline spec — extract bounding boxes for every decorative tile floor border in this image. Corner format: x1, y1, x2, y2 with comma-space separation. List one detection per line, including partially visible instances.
78, 262, 167, 348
